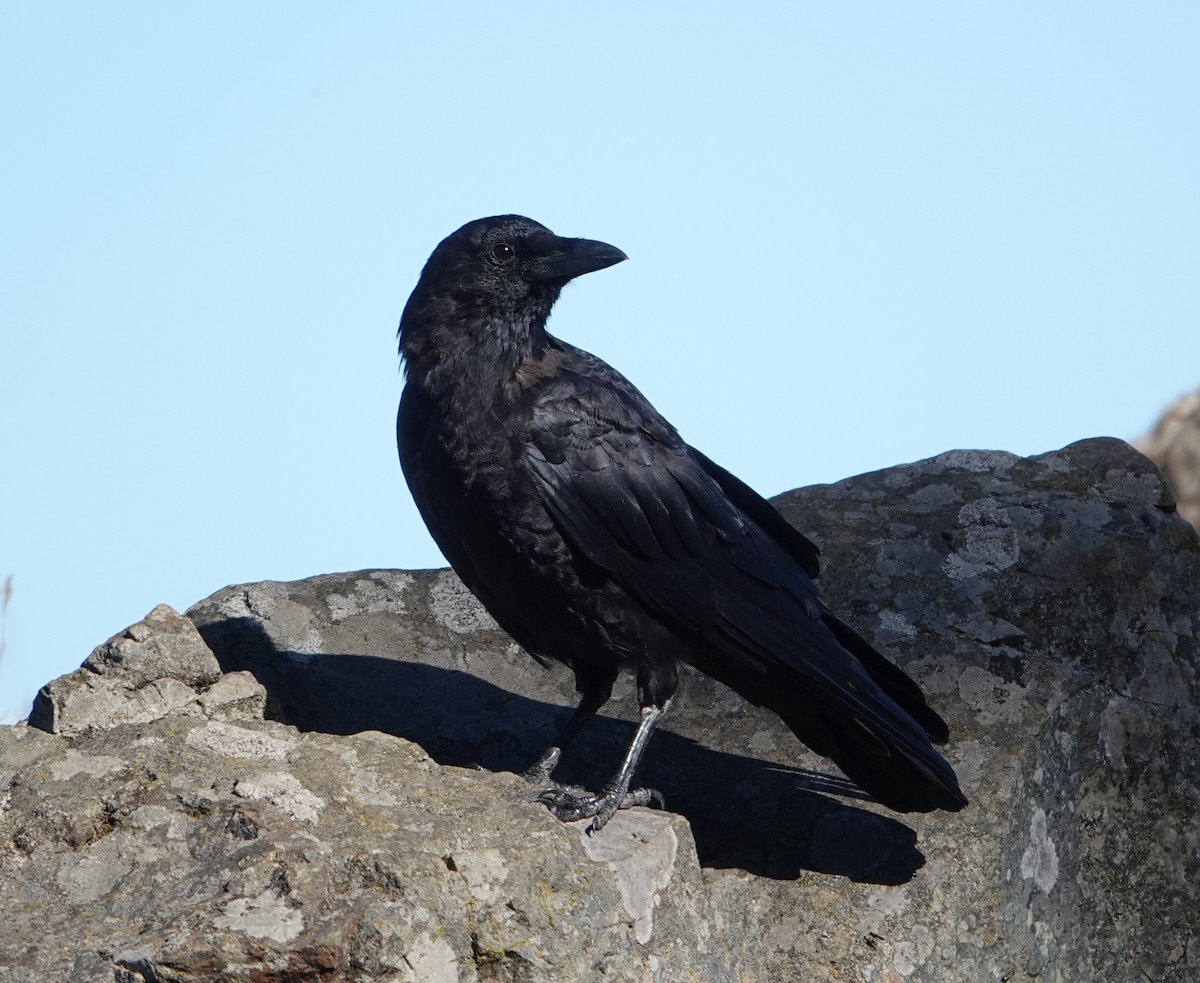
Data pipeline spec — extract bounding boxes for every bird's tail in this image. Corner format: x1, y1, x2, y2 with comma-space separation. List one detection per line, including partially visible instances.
782, 706, 967, 814
820, 611, 951, 745
781, 612, 967, 814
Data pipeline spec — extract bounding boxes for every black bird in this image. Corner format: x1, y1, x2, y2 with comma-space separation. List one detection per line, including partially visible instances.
397, 215, 966, 832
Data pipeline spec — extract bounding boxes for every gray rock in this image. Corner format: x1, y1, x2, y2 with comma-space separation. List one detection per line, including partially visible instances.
2, 437, 1196, 981
1137, 387, 1200, 532
28, 603, 267, 737
1, 716, 754, 983
771, 437, 1199, 982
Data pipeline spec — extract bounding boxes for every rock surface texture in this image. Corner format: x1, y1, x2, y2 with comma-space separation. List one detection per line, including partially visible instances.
1137, 387, 1200, 532
2, 437, 1197, 982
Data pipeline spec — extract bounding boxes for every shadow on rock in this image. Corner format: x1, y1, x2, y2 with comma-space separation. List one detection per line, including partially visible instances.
198, 615, 924, 885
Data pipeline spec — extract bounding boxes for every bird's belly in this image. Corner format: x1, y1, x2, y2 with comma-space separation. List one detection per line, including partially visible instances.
430, 491, 649, 672
401, 410, 660, 675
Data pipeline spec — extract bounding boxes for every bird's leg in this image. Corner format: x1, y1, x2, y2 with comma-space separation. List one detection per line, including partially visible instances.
538, 700, 669, 834
520, 671, 614, 788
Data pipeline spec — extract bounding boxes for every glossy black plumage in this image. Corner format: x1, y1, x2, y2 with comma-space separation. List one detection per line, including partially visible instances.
397, 215, 966, 830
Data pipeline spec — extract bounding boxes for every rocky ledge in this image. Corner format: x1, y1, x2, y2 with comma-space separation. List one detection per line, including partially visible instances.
2, 437, 1197, 982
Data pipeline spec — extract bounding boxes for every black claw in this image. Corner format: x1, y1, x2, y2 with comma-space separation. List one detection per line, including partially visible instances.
621, 787, 664, 810
527, 782, 665, 832
535, 787, 576, 809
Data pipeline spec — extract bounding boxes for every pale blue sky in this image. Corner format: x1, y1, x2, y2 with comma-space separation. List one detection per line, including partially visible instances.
2, 4, 1197, 723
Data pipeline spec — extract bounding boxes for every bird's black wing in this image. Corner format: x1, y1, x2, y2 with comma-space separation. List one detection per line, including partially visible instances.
524, 350, 964, 811
527, 370, 867, 691
690, 448, 822, 581
690, 452, 948, 743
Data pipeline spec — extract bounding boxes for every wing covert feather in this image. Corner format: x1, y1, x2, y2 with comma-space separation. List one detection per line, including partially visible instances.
523, 371, 951, 781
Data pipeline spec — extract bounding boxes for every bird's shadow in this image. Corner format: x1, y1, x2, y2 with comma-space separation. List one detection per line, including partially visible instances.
197, 616, 925, 884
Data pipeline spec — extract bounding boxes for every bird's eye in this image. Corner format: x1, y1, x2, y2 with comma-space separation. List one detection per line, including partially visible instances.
490, 242, 516, 263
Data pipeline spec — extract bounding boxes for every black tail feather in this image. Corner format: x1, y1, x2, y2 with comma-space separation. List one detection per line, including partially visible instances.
821, 610, 950, 745
776, 700, 966, 812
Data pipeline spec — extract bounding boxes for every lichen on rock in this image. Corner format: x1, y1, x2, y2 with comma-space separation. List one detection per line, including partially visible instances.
1, 438, 1195, 981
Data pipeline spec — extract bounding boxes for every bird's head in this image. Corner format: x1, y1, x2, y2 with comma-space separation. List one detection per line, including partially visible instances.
398, 215, 626, 372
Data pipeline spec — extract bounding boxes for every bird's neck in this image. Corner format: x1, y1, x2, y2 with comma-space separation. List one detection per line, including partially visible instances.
401, 300, 556, 423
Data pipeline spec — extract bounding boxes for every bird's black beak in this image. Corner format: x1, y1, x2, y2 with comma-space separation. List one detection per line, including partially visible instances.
530, 236, 627, 284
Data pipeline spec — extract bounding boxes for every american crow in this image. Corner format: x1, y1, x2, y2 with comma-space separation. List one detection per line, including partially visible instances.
397, 215, 966, 832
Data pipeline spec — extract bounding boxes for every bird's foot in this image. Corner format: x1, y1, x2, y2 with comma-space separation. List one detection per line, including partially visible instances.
518, 745, 664, 832
519, 746, 562, 788
536, 784, 665, 834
